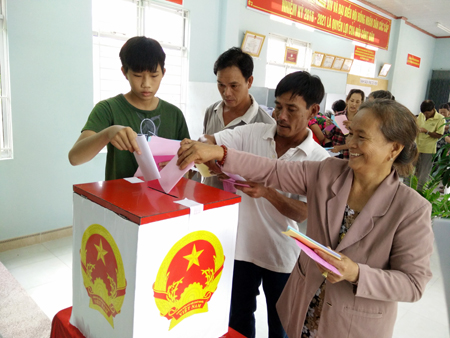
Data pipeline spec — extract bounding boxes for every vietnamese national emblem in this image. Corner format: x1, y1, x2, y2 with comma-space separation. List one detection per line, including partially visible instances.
153, 230, 225, 330
80, 224, 127, 328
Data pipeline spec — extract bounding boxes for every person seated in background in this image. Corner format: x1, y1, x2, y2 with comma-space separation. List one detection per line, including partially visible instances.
202, 47, 275, 190
68, 36, 190, 180
176, 99, 434, 338
415, 99, 445, 190
324, 89, 365, 158
368, 89, 394, 101
201, 71, 329, 338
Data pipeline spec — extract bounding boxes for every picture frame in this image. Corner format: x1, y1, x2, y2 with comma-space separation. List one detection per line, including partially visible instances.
241, 31, 266, 57
322, 55, 335, 68
285, 46, 299, 64
341, 58, 353, 72
311, 52, 325, 67
378, 63, 392, 77
332, 57, 345, 70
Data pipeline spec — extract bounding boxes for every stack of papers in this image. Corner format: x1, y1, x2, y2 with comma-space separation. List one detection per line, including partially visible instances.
283, 226, 342, 276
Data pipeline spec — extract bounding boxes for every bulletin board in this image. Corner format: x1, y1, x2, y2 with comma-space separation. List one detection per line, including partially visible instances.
346, 74, 388, 97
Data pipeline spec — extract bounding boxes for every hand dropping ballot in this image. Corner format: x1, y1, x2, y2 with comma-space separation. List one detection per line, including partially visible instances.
133, 135, 193, 193
283, 226, 342, 276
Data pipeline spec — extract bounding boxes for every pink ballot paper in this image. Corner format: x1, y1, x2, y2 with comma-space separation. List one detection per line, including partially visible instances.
294, 240, 342, 276
134, 135, 161, 181
158, 154, 194, 193
283, 226, 342, 276
334, 114, 349, 135
148, 136, 180, 156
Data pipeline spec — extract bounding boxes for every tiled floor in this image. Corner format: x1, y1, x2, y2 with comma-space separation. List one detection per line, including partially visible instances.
0, 235, 449, 338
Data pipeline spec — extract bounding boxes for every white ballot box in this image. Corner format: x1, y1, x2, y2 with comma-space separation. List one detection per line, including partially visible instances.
70, 178, 241, 338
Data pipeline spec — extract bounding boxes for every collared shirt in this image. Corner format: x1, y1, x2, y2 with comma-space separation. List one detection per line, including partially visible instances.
202, 95, 275, 189
416, 111, 446, 154
214, 123, 330, 273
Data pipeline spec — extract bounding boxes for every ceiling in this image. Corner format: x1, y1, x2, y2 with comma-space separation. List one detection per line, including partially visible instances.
363, 0, 450, 37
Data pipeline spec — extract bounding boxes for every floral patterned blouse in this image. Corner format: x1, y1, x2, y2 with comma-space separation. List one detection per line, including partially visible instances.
301, 205, 360, 338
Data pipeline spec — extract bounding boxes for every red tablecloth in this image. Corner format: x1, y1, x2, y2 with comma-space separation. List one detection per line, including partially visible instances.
51, 307, 246, 338
50, 307, 84, 338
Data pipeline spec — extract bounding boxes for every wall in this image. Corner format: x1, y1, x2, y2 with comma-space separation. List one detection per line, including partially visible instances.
432, 38, 450, 70
0, 0, 447, 241
0, 0, 103, 241
390, 20, 436, 114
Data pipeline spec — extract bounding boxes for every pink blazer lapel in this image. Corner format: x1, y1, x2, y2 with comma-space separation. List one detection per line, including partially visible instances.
336, 169, 400, 252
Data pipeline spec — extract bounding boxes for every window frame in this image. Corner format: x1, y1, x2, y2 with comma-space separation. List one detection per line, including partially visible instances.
91, 0, 189, 111
0, 0, 13, 160
265, 33, 311, 89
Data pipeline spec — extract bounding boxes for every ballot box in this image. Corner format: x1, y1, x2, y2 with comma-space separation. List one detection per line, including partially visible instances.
70, 177, 241, 338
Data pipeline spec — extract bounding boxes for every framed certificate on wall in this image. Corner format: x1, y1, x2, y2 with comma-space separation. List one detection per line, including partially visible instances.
332, 57, 345, 70
322, 55, 335, 68
341, 59, 353, 72
311, 52, 325, 67
241, 31, 265, 57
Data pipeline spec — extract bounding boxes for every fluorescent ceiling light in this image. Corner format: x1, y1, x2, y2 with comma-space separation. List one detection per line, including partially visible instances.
437, 22, 450, 34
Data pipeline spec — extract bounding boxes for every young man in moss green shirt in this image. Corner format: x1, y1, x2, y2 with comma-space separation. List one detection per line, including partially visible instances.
69, 37, 190, 180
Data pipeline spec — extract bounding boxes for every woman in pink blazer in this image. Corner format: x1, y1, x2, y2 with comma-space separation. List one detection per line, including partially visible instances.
177, 99, 434, 338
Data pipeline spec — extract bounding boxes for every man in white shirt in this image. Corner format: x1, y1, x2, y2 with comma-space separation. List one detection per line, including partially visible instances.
202, 47, 275, 190
202, 72, 329, 338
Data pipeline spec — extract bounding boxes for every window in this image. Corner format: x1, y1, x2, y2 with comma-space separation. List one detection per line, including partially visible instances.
92, 0, 188, 111
265, 33, 311, 89
0, 0, 12, 160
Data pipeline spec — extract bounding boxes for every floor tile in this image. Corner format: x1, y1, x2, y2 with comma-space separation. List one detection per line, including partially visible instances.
8, 257, 71, 290
393, 310, 449, 338
27, 275, 73, 319
42, 237, 73, 257
0, 243, 54, 270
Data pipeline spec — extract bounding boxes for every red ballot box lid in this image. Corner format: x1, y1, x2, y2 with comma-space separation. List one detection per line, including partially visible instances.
73, 177, 241, 225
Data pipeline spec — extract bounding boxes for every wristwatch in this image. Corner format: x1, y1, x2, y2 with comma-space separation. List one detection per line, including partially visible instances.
426, 130, 429, 135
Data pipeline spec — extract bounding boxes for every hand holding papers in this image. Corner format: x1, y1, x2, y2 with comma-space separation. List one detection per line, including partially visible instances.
134, 135, 161, 181
134, 136, 194, 193
331, 114, 349, 135
220, 172, 251, 193
283, 226, 342, 276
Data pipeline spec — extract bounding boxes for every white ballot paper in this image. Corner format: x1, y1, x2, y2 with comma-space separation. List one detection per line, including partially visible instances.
134, 134, 161, 181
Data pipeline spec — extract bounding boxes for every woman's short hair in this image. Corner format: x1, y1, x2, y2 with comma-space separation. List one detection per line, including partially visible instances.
359, 99, 419, 177
346, 89, 365, 102
369, 90, 394, 100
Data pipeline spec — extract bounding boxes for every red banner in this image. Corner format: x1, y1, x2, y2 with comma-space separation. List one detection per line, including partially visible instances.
354, 46, 375, 63
247, 0, 391, 50
406, 54, 421, 68
166, 0, 182, 4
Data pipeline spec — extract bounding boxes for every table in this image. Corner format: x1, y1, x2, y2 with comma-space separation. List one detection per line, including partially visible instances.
51, 307, 246, 338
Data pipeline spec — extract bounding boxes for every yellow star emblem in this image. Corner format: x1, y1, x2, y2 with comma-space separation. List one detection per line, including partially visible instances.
183, 244, 204, 271
95, 239, 108, 266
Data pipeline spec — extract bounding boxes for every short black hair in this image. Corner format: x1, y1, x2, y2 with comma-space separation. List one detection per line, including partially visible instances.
369, 90, 394, 100
420, 100, 435, 113
274, 71, 324, 108
331, 99, 346, 113
119, 36, 165, 73
439, 103, 450, 110
213, 47, 253, 81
